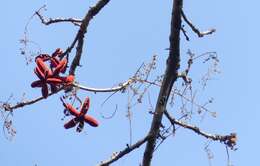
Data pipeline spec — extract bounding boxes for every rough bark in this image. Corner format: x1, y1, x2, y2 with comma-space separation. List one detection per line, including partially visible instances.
142, 0, 183, 165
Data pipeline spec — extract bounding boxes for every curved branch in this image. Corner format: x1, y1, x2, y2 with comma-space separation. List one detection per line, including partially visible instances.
3, 76, 131, 112
72, 79, 133, 93
181, 10, 216, 37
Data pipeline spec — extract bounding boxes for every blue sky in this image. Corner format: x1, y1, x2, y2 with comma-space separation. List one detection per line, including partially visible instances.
0, 0, 253, 166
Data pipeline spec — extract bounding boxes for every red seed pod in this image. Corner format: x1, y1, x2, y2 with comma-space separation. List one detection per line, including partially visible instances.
50, 48, 64, 71
83, 115, 99, 127
41, 83, 48, 98
80, 97, 90, 115
46, 77, 63, 84
35, 54, 51, 62
46, 75, 74, 86
83, 97, 90, 111
60, 96, 99, 131
59, 59, 67, 74
64, 119, 77, 129
61, 65, 67, 74
76, 121, 84, 132
50, 84, 58, 93
65, 75, 74, 85
31, 80, 44, 88
52, 58, 67, 76
50, 57, 67, 74
35, 58, 52, 77
34, 67, 45, 80
65, 104, 79, 117
50, 57, 59, 69
52, 48, 63, 58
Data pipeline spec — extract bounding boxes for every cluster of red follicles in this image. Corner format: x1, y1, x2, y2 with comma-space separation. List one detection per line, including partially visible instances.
31, 49, 99, 131
31, 48, 74, 98
61, 96, 99, 132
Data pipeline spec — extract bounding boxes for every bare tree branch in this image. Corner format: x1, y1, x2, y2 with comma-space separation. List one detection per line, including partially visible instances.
99, 135, 150, 166
3, 87, 64, 112
3, 78, 130, 113
72, 79, 132, 93
164, 110, 237, 149
181, 10, 216, 37
142, 0, 183, 165
69, 0, 111, 75
181, 26, 190, 41
3, 76, 131, 112
35, 11, 82, 26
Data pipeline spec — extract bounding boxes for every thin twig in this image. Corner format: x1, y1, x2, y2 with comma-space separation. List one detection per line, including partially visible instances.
134, 78, 212, 114
100, 104, 117, 119
36, 11, 82, 26
4, 87, 64, 112
181, 26, 190, 41
2, 112, 16, 140
101, 91, 119, 106
127, 89, 133, 145
192, 51, 217, 61
35, 5, 82, 26
226, 145, 232, 166
181, 10, 216, 37
164, 110, 237, 149
99, 135, 150, 166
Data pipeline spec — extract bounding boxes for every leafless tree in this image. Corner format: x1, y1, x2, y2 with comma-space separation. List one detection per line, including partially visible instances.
1, 0, 237, 165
